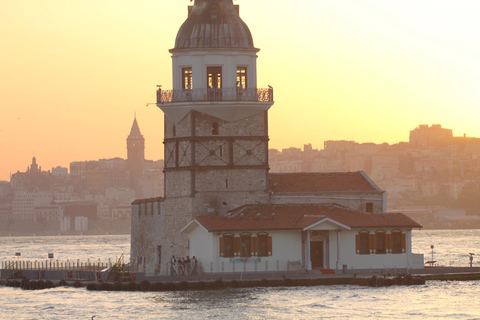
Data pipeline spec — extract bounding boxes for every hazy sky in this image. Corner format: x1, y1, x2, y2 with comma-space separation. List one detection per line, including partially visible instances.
1, 0, 479, 181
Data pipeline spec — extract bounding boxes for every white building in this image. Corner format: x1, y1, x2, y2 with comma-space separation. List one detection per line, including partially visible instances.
182, 203, 423, 273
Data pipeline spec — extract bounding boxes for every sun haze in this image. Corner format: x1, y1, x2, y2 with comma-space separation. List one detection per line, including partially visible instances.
1, 0, 479, 180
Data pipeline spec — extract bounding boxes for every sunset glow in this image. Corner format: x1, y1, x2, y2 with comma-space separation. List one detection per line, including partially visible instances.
1, 0, 479, 180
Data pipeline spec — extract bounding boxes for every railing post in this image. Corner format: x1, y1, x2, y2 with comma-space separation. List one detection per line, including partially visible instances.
156, 87, 162, 104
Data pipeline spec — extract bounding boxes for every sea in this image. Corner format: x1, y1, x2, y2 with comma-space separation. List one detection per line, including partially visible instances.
0, 230, 479, 320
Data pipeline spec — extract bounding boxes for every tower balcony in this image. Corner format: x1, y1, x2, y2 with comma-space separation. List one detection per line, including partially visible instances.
157, 87, 273, 104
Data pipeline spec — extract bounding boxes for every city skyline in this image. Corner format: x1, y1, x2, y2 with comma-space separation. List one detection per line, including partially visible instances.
2, 0, 480, 181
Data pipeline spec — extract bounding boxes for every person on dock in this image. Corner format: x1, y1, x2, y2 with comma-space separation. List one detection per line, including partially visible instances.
191, 256, 198, 275
178, 257, 185, 276
170, 256, 177, 276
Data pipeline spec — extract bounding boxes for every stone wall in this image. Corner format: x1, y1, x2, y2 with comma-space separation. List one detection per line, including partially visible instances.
130, 199, 165, 275
194, 112, 266, 137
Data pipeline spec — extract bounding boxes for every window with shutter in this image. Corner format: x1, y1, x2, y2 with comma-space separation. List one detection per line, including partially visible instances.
233, 237, 241, 256
392, 230, 402, 254
369, 234, 376, 254
250, 237, 257, 256
376, 230, 386, 254
220, 235, 234, 258
240, 233, 251, 257
257, 233, 268, 257
267, 236, 272, 256
386, 233, 393, 253
357, 231, 370, 255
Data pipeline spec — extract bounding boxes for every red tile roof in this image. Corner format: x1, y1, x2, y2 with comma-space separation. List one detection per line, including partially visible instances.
269, 171, 380, 193
194, 204, 421, 232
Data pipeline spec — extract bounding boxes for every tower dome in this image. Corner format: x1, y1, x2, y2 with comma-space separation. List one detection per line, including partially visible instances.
173, 0, 255, 50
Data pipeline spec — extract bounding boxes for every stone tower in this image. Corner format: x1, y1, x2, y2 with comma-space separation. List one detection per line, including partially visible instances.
131, 0, 273, 272
126, 116, 145, 195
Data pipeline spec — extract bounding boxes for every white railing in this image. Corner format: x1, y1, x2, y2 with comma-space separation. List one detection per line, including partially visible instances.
145, 259, 303, 276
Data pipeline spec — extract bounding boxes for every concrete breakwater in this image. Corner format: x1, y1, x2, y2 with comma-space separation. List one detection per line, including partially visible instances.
2, 264, 480, 292
1, 274, 427, 292
3, 270, 480, 292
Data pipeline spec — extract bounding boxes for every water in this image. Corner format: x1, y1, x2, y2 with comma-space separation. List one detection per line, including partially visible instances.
1, 230, 479, 319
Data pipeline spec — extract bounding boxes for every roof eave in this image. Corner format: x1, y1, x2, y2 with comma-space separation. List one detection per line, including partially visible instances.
181, 219, 210, 234
303, 217, 351, 231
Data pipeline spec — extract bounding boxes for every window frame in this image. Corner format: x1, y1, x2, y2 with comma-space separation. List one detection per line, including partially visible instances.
392, 230, 404, 254
357, 230, 370, 255
182, 67, 193, 90
220, 233, 235, 258
236, 67, 247, 89
257, 232, 268, 257
240, 233, 252, 257
375, 230, 386, 254
212, 122, 220, 135
366, 202, 374, 213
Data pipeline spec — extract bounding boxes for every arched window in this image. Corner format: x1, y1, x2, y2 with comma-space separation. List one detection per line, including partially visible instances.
212, 122, 219, 135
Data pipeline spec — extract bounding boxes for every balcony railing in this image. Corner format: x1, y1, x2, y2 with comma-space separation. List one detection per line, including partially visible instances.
157, 87, 273, 104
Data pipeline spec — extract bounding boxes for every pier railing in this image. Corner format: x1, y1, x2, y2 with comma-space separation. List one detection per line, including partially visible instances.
157, 87, 273, 104
1, 259, 116, 273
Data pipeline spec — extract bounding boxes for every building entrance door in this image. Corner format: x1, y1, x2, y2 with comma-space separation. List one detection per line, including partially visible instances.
310, 241, 324, 268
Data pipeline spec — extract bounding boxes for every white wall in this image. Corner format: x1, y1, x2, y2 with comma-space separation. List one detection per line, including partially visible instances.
190, 228, 303, 273
187, 225, 420, 273
171, 50, 258, 90
337, 229, 414, 270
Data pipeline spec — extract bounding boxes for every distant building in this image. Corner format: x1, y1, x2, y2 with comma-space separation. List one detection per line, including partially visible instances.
12, 191, 54, 221
0, 205, 12, 231
0, 181, 11, 198
409, 124, 453, 147
70, 158, 129, 194
52, 166, 68, 177
10, 157, 52, 191
126, 117, 145, 196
